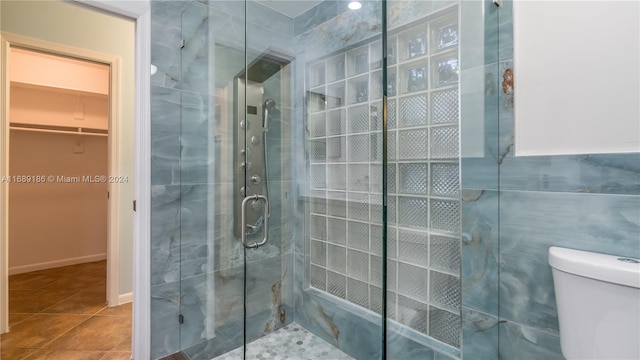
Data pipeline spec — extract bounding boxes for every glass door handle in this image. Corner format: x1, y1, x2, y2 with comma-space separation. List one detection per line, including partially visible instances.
241, 194, 269, 249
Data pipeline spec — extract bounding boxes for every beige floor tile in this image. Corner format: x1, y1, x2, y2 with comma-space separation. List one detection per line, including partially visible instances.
0, 314, 89, 349
86, 279, 107, 292
44, 315, 131, 351
49, 261, 106, 276
9, 289, 77, 314
42, 275, 105, 293
41, 291, 107, 315
4, 262, 132, 357
9, 273, 57, 291
97, 302, 132, 317
112, 336, 132, 352
1, 348, 35, 360
24, 349, 105, 360
9, 313, 34, 327
100, 352, 132, 360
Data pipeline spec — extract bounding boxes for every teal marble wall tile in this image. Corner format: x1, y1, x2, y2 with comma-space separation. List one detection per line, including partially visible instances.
500, 153, 640, 194
151, 185, 181, 286
387, 0, 434, 29
151, 281, 181, 359
151, 86, 181, 185
461, 189, 499, 316
388, 0, 460, 31
462, 308, 499, 360
246, 22, 295, 59
180, 272, 214, 350
498, 321, 563, 360
435, 353, 456, 360
180, 2, 211, 95
499, 190, 640, 332
294, 1, 338, 36
179, 185, 214, 280
294, 1, 382, 60
151, 1, 182, 89
210, 0, 245, 19
497, 0, 513, 62
460, 0, 499, 71
210, 10, 245, 51
460, 63, 500, 191
387, 325, 439, 359
247, 0, 294, 36
180, 90, 215, 185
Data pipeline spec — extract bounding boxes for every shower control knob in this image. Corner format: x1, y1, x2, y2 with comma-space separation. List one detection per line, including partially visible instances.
251, 136, 260, 145
240, 120, 249, 129
240, 162, 251, 171
241, 148, 250, 157
251, 175, 261, 184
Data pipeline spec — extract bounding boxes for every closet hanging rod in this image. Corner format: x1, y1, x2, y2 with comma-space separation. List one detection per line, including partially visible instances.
9, 125, 108, 137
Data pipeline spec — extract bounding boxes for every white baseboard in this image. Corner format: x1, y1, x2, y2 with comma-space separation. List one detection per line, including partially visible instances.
118, 292, 132, 305
8, 253, 107, 275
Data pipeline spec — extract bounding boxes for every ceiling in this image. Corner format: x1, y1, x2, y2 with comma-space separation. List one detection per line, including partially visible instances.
256, 0, 324, 18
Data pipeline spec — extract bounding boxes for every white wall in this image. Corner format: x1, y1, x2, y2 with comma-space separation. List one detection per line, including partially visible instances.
1, 0, 135, 294
514, 0, 640, 156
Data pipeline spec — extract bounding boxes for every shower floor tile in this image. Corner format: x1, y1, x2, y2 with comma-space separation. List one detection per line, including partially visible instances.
213, 324, 354, 360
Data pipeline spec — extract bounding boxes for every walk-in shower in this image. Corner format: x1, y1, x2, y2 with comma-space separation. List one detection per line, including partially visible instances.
149, 0, 496, 359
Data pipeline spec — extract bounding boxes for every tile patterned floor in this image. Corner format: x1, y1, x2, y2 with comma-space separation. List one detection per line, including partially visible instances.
1, 261, 132, 360
213, 324, 354, 360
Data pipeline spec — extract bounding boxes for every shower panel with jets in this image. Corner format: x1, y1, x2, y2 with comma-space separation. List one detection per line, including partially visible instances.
233, 50, 292, 246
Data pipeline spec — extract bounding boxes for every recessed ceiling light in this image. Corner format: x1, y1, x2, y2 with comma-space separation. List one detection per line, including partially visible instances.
348, 1, 362, 10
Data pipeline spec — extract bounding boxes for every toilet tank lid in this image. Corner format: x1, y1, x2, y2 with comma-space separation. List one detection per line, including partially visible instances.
549, 247, 640, 289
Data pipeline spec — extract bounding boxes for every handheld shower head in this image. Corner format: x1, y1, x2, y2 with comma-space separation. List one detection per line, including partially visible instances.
263, 99, 276, 130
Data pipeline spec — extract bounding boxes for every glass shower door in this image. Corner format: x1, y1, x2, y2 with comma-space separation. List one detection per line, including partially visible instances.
174, 1, 300, 358
299, 1, 387, 359
237, 1, 297, 356
168, 0, 470, 358
236, 44, 295, 354
177, 1, 250, 358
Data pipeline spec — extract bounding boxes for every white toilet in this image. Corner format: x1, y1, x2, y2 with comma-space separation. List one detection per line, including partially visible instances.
549, 246, 640, 360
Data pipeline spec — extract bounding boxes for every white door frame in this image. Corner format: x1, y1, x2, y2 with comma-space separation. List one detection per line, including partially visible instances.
76, 2, 152, 359
1, 31, 122, 298
0, 1, 151, 359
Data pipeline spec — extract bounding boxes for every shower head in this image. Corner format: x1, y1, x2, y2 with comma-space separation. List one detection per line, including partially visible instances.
263, 99, 276, 130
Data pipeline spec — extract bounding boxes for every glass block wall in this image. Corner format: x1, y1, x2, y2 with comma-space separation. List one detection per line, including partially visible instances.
306, 8, 461, 349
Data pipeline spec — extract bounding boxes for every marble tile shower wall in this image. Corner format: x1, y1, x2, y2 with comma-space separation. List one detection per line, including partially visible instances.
150, 1, 295, 359
461, 0, 640, 359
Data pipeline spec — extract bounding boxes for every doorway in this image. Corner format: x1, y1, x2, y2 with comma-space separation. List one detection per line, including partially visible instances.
1, 0, 151, 357
8, 47, 111, 278
0, 0, 139, 339
0, 41, 132, 357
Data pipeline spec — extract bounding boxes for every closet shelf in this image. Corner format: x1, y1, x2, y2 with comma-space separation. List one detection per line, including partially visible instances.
9, 123, 108, 137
